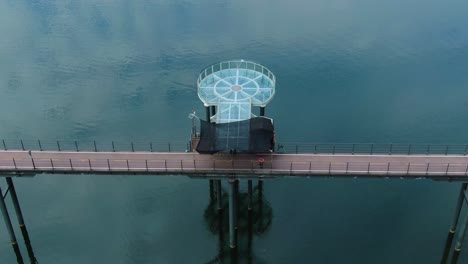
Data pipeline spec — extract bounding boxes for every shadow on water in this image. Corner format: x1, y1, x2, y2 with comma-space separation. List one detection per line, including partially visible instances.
203, 181, 272, 264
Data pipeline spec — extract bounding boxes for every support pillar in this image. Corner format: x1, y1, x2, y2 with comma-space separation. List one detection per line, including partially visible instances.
217, 203, 225, 260
205, 106, 211, 122
441, 183, 467, 264
234, 180, 239, 230
6, 177, 37, 264
228, 179, 237, 248
451, 211, 468, 264
211, 106, 216, 119
247, 180, 253, 210
0, 186, 24, 264
260, 107, 265, 117
209, 180, 214, 200
216, 180, 222, 210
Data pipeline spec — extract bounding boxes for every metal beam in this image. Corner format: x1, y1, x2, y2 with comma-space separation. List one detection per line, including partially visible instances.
441, 183, 467, 263
6, 178, 38, 264
0, 185, 24, 264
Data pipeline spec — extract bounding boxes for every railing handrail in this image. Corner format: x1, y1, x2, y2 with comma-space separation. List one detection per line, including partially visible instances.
0, 139, 192, 153
2, 139, 468, 156
1, 157, 468, 177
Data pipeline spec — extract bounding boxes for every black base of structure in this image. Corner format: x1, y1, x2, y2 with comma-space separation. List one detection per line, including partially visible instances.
441, 183, 468, 264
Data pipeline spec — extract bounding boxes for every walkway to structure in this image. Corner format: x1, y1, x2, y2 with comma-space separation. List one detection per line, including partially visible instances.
1, 149, 468, 180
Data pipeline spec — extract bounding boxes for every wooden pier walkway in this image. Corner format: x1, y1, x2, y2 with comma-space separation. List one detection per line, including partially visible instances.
1, 150, 468, 180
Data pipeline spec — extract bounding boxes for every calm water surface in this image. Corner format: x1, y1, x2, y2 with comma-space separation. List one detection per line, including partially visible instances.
1, 0, 468, 263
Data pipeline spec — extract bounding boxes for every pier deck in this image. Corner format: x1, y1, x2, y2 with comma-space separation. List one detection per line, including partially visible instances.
1, 150, 468, 181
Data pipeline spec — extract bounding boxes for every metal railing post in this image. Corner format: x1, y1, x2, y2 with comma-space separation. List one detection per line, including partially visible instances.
2, 139, 7, 150
445, 145, 449, 155
13, 158, 17, 169
346, 162, 349, 173
328, 162, 331, 174
406, 163, 410, 175
145, 160, 148, 172
38, 140, 42, 151
75, 141, 79, 152
31, 158, 36, 170
69, 159, 73, 170
57, 141, 61, 151
50, 159, 54, 170
295, 145, 298, 154
150, 142, 153, 152
367, 162, 371, 174
112, 141, 115, 152
426, 144, 430, 155
20, 140, 25, 151
352, 144, 355, 155
389, 144, 393, 155
107, 159, 111, 171
168, 143, 171, 152
370, 144, 374, 155
94, 141, 97, 152
426, 163, 430, 175
446, 164, 450, 175
88, 159, 92, 170
131, 142, 134, 152
126, 160, 130, 171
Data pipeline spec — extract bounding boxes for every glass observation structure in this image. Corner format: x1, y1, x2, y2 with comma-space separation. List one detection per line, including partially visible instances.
197, 60, 276, 124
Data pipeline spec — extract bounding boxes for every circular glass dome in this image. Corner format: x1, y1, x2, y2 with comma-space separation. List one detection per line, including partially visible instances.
197, 60, 276, 107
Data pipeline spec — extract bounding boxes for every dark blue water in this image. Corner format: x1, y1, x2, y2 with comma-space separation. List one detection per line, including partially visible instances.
1, 0, 468, 263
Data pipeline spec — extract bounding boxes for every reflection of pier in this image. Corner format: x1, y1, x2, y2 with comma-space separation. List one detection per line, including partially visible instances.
204, 180, 272, 263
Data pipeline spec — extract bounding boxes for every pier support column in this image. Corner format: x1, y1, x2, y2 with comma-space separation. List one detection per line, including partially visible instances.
228, 179, 238, 248
211, 106, 216, 119
216, 180, 223, 210
6, 178, 37, 264
234, 180, 239, 230
248, 180, 253, 210
451, 210, 468, 264
209, 180, 214, 200
205, 106, 211, 122
0, 186, 24, 264
441, 183, 467, 264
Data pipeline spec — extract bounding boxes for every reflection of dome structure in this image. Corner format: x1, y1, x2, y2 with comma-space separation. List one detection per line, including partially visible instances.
197, 60, 275, 123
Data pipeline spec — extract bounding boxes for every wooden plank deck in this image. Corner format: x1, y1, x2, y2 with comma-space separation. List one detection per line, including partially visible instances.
1, 150, 468, 180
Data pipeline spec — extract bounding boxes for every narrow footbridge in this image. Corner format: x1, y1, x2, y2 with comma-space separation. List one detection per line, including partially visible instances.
1, 141, 468, 181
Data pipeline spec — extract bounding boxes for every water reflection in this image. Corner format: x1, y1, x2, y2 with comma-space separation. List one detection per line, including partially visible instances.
203, 180, 272, 264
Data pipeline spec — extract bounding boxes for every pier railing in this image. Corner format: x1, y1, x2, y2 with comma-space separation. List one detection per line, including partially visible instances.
2, 140, 468, 156
277, 143, 468, 156
1, 157, 468, 177
0, 140, 191, 153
